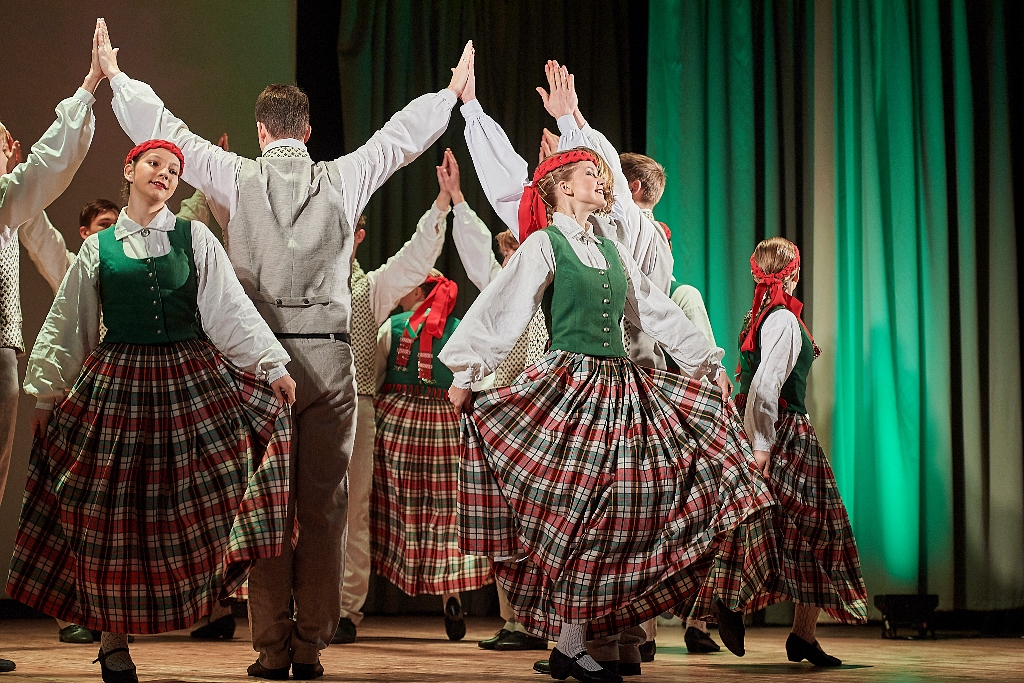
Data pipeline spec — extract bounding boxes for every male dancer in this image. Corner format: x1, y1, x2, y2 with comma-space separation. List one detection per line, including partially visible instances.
97, 20, 473, 679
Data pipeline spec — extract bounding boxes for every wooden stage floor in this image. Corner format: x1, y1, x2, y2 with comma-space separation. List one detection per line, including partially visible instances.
0, 615, 1021, 682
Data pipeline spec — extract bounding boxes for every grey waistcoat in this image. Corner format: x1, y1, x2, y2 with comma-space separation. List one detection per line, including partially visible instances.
226, 155, 354, 335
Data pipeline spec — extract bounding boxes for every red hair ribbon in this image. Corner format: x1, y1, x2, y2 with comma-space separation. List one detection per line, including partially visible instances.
125, 139, 185, 174
740, 246, 815, 353
517, 149, 599, 243
394, 275, 459, 382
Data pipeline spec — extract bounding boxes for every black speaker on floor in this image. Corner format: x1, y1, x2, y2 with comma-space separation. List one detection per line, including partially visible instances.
874, 594, 939, 639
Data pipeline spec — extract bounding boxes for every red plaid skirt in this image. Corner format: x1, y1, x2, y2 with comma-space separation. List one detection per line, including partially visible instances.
725, 406, 867, 623
371, 384, 493, 595
459, 351, 777, 640
6, 340, 291, 634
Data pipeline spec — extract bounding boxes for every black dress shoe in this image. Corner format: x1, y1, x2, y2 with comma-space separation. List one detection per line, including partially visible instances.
191, 614, 236, 640
480, 628, 511, 649
548, 648, 623, 683
94, 647, 138, 683
786, 633, 842, 667
534, 659, 551, 674
59, 624, 95, 643
0, 658, 14, 673
332, 617, 357, 644
638, 639, 656, 662
714, 597, 745, 656
247, 659, 290, 680
292, 660, 325, 680
494, 630, 549, 651
618, 662, 641, 676
684, 626, 721, 653
444, 597, 466, 641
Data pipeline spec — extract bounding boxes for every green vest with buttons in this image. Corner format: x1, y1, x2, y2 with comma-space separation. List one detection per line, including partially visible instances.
384, 311, 459, 388
737, 305, 815, 414
540, 226, 627, 358
97, 217, 203, 344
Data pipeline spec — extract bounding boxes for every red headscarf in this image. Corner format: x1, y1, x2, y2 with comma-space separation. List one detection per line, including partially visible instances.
394, 274, 459, 382
125, 139, 185, 174
740, 246, 816, 353
517, 149, 599, 243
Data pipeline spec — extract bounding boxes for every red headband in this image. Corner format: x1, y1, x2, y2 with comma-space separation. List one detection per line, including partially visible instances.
394, 275, 459, 382
517, 149, 599, 243
740, 246, 816, 354
125, 140, 185, 174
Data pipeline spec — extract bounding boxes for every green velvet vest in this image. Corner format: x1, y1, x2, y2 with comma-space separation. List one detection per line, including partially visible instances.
98, 217, 203, 344
384, 311, 459, 389
540, 226, 628, 358
738, 305, 815, 413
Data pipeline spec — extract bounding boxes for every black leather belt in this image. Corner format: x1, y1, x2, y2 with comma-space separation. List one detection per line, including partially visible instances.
275, 332, 351, 344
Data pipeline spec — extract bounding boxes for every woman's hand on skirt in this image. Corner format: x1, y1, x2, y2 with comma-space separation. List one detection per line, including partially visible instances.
30, 409, 52, 440
448, 386, 473, 413
715, 368, 733, 399
271, 374, 297, 407
753, 449, 771, 476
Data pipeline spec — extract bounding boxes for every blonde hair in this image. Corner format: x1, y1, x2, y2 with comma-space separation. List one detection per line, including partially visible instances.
535, 146, 615, 219
619, 153, 666, 206
495, 229, 520, 255
740, 236, 801, 343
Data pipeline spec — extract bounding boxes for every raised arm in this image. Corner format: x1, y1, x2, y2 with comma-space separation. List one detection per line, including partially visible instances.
438, 148, 501, 290
18, 211, 76, 294
101, 20, 239, 228
438, 231, 555, 390
333, 41, 472, 229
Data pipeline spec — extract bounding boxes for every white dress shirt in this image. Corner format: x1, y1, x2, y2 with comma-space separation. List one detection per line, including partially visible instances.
25, 207, 291, 408
110, 72, 457, 233
438, 212, 725, 389
743, 309, 804, 451
0, 89, 96, 250
451, 201, 502, 292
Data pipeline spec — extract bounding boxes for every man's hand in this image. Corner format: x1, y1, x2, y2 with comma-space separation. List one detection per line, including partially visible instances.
11, 140, 22, 165
437, 149, 464, 205
30, 408, 52, 440
539, 127, 559, 163
82, 20, 106, 93
216, 133, 230, 152
536, 60, 578, 120
271, 374, 297, 407
434, 165, 451, 211
448, 41, 475, 99
96, 18, 121, 81
448, 386, 473, 414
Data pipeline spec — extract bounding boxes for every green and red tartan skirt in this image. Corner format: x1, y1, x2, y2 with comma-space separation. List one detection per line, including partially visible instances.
458, 351, 779, 641
728, 397, 867, 623
6, 339, 291, 634
371, 383, 493, 595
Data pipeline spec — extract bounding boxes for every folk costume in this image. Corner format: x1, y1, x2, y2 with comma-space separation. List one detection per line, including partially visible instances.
0, 87, 95, 514
734, 249, 868, 625
439, 184, 776, 654
111, 73, 456, 670
371, 275, 492, 616
339, 206, 447, 639
8, 191, 292, 635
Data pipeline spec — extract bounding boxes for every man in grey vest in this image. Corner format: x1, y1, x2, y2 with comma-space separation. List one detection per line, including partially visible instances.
99, 21, 473, 679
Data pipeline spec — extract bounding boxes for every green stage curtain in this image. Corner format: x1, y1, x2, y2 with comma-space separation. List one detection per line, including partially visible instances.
833, 0, 1021, 610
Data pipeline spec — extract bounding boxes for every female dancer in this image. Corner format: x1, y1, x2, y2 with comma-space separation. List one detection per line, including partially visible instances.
370, 267, 493, 640
439, 63, 776, 683
8, 139, 295, 683
734, 236, 868, 666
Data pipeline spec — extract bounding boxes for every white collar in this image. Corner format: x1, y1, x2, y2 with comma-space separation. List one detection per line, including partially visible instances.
263, 138, 308, 153
552, 212, 599, 243
113, 206, 177, 240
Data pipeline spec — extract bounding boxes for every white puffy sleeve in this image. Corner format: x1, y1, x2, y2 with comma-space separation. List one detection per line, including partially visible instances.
18, 211, 76, 294
438, 231, 555, 389
461, 99, 530, 237
743, 309, 802, 451
191, 222, 290, 381
452, 201, 502, 291
23, 235, 102, 407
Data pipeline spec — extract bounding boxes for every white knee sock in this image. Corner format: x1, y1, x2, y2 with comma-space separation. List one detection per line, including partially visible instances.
555, 622, 602, 672
99, 632, 134, 671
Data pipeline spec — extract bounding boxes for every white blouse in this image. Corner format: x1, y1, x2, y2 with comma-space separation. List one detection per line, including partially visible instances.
0, 88, 96, 251
742, 308, 804, 451
451, 200, 502, 292
438, 212, 725, 389
460, 99, 660, 276
25, 206, 291, 407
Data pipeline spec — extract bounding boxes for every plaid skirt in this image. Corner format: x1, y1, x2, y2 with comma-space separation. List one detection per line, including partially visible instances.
459, 351, 778, 641
726, 402, 867, 623
371, 384, 493, 595
6, 340, 291, 634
